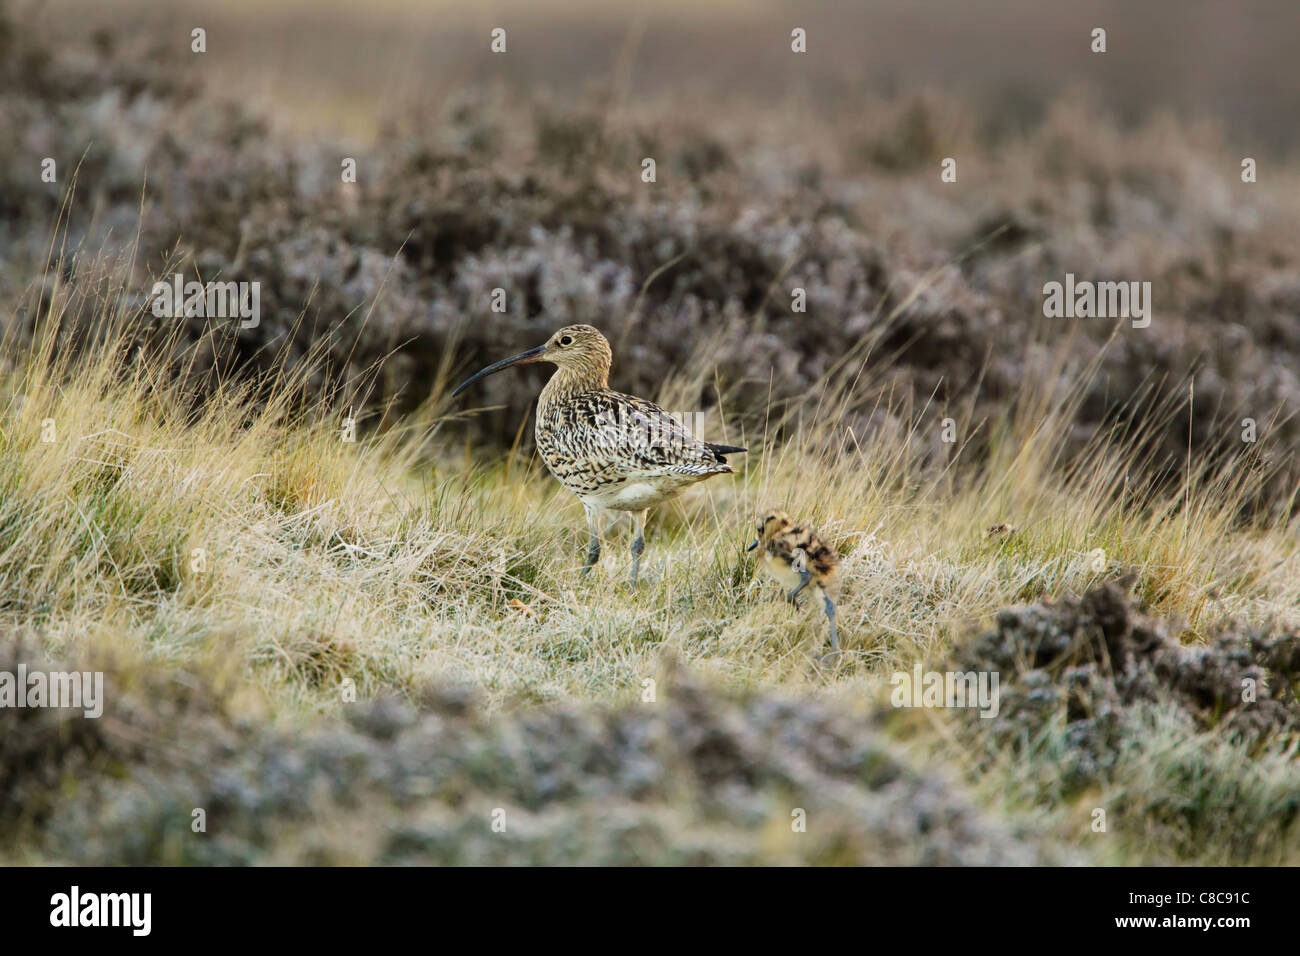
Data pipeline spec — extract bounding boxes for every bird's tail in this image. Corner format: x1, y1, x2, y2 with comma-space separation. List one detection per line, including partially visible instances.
705, 442, 746, 466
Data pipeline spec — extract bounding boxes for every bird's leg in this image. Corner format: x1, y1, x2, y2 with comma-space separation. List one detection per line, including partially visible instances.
628, 509, 647, 590
822, 593, 840, 657
786, 548, 810, 605
787, 568, 811, 606
580, 503, 603, 579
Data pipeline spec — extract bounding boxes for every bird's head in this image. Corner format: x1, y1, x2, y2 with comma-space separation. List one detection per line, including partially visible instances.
452, 325, 612, 397
747, 509, 792, 551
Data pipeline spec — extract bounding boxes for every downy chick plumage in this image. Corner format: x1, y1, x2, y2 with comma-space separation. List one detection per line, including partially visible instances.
749, 509, 841, 658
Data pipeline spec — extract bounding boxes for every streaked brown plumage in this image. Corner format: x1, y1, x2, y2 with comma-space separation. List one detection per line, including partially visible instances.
452, 324, 745, 586
748, 509, 841, 658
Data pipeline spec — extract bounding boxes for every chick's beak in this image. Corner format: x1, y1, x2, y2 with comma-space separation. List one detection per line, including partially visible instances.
451, 345, 548, 397
747, 539, 760, 552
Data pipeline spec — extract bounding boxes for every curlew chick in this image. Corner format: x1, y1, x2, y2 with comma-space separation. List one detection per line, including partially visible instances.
452, 324, 745, 587
748, 510, 840, 658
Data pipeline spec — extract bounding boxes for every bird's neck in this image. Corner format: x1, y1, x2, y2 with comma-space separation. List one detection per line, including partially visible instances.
540, 363, 609, 408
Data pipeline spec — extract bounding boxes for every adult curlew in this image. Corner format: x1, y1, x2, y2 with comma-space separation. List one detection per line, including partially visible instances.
452, 324, 746, 587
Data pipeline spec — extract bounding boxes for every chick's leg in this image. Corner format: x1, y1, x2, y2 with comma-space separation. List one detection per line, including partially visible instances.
822, 592, 840, 657
788, 568, 811, 605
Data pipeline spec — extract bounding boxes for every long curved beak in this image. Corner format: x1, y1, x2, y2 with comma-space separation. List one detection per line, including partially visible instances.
451, 345, 548, 398
747, 539, 760, 552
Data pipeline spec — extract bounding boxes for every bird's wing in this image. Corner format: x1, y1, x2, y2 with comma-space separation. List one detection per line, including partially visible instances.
583, 391, 733, 477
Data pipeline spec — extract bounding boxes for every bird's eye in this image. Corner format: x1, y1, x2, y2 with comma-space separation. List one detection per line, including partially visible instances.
559, 335, 573, 346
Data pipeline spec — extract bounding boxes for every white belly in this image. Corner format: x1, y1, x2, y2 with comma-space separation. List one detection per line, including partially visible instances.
587, 480, 677, 512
